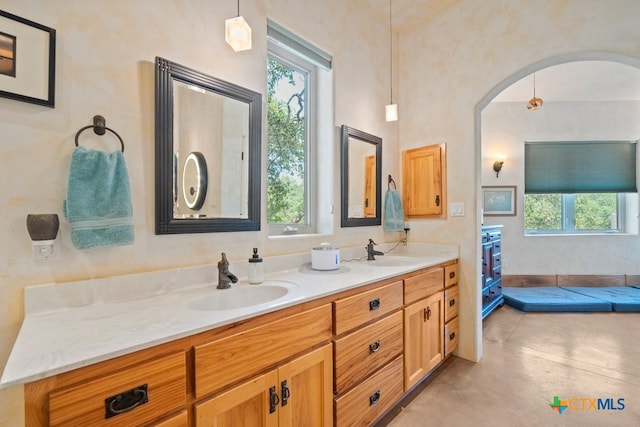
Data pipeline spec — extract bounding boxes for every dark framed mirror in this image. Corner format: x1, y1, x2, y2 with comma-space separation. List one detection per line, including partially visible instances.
155, 57, 261, 233
340, 125, 382, 227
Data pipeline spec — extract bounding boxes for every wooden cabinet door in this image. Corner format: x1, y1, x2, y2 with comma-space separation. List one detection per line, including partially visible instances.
425, 291, 444, 371
403, 299, 428, 390
402, 143, 446, 218
195, 345, 332, 427
278, 344, 333, 427
403, 291, 444, 390
195, 370, 279, 427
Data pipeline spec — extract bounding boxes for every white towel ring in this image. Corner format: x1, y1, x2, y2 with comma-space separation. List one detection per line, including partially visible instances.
75, 115, 125, 152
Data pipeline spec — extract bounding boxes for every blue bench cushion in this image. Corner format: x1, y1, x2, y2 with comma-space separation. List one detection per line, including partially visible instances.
502, 287, 612, 312
562, 287, 640, 312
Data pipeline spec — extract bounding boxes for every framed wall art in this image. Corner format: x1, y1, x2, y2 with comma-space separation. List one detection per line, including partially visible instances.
0, 10, 55, 107
482, 185, 516, 216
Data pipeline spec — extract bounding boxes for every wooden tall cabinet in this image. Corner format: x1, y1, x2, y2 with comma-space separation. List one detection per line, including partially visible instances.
402, 143, 447, 218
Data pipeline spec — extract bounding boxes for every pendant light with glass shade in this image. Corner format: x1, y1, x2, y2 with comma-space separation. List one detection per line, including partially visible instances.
526, 72, 543, 110
225, 0, 252, 52
385, 0, 398, 121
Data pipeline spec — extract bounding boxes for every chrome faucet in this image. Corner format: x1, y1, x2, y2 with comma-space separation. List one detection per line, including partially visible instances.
366, 239, 384, 261
217, 252, 238, 289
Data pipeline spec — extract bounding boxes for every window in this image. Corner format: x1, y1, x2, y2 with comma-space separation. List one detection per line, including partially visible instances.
266, 21, 332, 235
524, 141, 638, 235
524, 193, 627, 233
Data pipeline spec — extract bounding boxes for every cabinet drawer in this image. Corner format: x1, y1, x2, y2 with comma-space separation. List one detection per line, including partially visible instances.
492, 252, 501, 268
444, 285, 459, 323
334, 281, 403, 335
482, 282, 502, 306
404, 267, 444, 304
334, 311, 403, 394
334, 356, 404, 427
194, 304, 332, 398
49, 352, 186, 427
444, 317, 459, 357
444, 263, 458, 288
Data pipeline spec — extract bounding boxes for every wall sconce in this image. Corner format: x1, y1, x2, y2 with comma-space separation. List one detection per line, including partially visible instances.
493, 160, 504, 177
225, 0, 252, 52
26, 214, 59, 259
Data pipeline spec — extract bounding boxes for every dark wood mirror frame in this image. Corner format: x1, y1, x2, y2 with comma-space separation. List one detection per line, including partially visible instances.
155, 57, 262, 234
340, 125, 382, 227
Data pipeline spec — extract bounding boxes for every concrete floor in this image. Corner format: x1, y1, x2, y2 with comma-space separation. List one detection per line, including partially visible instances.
386, 306, 640, 427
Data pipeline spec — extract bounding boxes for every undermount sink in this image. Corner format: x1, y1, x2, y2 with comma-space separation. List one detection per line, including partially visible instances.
359, 256, 420, 267
188, 281, 297, 311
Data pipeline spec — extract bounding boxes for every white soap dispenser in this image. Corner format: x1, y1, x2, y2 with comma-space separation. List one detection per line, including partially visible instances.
248, 247, 264, 284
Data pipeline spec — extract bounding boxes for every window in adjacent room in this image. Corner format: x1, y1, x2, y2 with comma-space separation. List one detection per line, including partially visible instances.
524, 141, 639, 235
266, 20, 333, 235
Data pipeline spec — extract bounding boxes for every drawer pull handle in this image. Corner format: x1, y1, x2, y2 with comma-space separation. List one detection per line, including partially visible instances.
269, 386, 279, 414
424, 307, 432, 321
449, 271, 456, 279
281, 380, 290, 407
369, 390, 381, 406
369, 298, 380, 311
105, 384, 148, 419
449, 298, 456, 307
369, 340, 381, 353
450, 332, 456, 340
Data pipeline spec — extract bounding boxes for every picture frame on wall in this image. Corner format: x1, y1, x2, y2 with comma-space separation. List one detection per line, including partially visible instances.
482, 185, 516, 216
0, 10, 56, 107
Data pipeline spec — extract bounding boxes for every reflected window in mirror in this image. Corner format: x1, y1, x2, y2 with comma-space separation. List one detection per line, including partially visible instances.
266, 20, 333, 236
340, 126, 382, 227
155, 57, 261, 233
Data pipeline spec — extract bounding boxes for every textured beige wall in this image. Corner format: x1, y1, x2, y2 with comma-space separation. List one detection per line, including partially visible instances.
398, 0, 640, 362
0, 1, 398, 424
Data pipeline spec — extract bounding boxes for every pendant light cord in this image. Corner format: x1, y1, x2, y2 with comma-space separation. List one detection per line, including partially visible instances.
237, 0, 240, 17
389, 0, 393, 104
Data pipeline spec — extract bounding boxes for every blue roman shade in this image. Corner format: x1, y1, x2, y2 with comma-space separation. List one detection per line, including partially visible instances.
525, 141, 638, 193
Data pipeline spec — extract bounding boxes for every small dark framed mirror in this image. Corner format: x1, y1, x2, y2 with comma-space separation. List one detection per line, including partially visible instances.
340, 125, 382, 227
155, 57, 261, 233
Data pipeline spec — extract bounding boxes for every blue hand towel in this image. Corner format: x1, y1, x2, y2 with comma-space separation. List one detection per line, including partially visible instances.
63, 146, 134, 249
383, 188, 405, 231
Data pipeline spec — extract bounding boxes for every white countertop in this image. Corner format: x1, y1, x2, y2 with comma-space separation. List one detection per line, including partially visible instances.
0, 242, 458, 388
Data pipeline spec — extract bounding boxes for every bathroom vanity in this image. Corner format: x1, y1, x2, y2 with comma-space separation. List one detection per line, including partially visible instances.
1, 244, 459, 426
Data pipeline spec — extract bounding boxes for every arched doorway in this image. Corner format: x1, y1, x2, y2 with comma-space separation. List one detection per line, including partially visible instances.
474, 51, 640, 343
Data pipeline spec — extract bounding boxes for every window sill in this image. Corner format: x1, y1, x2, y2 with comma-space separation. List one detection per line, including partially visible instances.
268, 232, 331, 240
525, 231, 633, 237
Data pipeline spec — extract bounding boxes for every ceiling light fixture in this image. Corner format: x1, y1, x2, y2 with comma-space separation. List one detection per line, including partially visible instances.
385, 0, 398, 122
225, 0, 252, 52
527, 72, 543, 110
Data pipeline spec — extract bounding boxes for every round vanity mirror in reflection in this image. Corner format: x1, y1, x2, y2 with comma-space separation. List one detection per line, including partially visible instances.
182, 152, 208, 210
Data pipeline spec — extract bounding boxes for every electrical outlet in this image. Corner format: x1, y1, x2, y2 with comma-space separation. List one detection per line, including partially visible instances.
450, 202, 465, 217
32, 241, 59, 260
